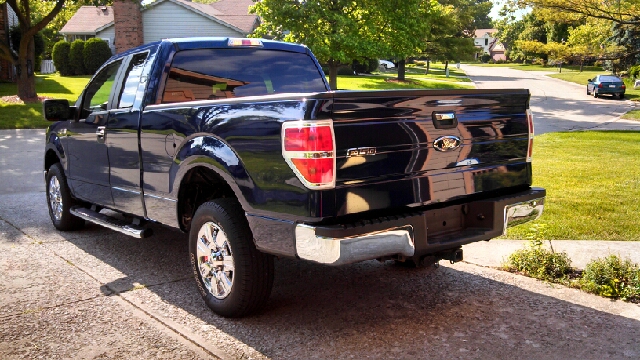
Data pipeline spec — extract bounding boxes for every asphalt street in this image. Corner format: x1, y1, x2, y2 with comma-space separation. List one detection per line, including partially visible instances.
2, 66, 640, 359
462, 65, 640, 134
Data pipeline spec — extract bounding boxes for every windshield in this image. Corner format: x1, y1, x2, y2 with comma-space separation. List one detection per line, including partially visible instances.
599, 76, 622, 82
161, 48, 328, 103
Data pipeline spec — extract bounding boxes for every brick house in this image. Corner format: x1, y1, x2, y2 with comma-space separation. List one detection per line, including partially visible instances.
0, 2, 18, 82
60, 0, 258, 54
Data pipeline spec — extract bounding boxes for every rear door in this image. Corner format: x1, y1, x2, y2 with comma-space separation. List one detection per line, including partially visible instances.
330, 89, 531, 216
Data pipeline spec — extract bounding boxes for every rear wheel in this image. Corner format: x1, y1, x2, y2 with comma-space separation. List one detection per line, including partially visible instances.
586, 86, 590, 95
188, 198, 274, 318
593, 90, 598, 98
45, 163, 85, 231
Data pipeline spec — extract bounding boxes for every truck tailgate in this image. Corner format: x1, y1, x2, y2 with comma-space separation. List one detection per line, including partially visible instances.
330, 89, 532, 216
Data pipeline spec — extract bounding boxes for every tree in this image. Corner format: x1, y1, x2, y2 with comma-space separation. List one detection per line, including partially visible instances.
251, 0, 381, 90
523, 0, 640, 26
0, 0, 110, 101
365, 0, 441, 80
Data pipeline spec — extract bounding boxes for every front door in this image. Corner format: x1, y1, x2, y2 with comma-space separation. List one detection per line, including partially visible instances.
66, 60, 124, 207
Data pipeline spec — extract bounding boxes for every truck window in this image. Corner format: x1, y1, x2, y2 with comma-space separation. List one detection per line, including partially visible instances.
82, 60, 123, 113
118, 53, 148, 108
161, 48, 327, 104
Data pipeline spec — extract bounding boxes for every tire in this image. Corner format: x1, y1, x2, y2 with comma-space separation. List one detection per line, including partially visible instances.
45, 163, 85, 231
619, 94, 625, 99
593, 90, 598, 98
586, 87, 590, 95
188, 198, 274, 318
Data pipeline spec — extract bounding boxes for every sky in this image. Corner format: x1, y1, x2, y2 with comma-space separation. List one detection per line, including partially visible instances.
490, 0, 531, 22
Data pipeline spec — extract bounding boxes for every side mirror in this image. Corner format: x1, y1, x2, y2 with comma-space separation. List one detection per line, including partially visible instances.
42, 99, 75, 122
587, 78, 592, 82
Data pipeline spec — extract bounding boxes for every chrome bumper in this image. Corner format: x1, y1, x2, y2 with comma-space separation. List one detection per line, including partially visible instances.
503, 197, 545, 234
295, 225, 415, 265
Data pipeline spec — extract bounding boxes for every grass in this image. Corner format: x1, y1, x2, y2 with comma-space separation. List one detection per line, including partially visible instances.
0, 74, 90, 129
336, 75, 474, 90
506, 131, 640, 241
622, 110, 640, 120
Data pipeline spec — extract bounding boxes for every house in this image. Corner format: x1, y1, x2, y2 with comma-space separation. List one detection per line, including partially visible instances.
0, 2, 18, 82
60, 0, 258, 54
473, 28, 506, 61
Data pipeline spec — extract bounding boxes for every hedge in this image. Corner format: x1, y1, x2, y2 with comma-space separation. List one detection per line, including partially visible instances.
69, 39, 86, 75
83, 38, 113, 74
52, 41, 72, 76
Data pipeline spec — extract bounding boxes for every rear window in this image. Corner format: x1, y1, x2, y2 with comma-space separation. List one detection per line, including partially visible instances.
599, 76, 621, 82
161, 48, 327, 103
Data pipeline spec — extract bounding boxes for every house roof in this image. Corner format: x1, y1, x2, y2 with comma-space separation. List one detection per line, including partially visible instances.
60, 6, 114, 35
474, 28, 497, 38
60, 0, 258, 36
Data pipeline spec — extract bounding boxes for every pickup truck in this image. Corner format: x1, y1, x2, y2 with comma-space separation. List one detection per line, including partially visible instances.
43, 37, 545, 318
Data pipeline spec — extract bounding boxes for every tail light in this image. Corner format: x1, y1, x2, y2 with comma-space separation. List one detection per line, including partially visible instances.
622, 84, 626, 89
282, 120, 336, 189
526, 109, 534, 163
598, 83, 603, 88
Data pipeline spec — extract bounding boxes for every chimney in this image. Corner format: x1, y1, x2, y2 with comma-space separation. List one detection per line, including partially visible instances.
113, 0, 143, 54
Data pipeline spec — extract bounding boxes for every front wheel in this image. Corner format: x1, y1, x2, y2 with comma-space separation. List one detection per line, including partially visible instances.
188, 199, 274, 318
46, 163, 85, 231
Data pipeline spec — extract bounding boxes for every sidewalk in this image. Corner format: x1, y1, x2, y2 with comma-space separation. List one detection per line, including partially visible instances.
463, 240, 640, 270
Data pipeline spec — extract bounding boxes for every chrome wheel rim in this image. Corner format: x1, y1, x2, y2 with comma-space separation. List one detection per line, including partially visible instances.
48, 176, 63, 221
196, 222, 235, 299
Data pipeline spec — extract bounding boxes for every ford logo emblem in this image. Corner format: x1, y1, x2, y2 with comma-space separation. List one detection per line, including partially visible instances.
433, 136, 462, 152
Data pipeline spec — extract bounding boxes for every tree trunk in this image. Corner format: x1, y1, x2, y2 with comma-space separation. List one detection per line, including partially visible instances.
425, 58, 430, 75
444, 60, 449, 71
16, 36, 37, 101
328, 59, 338, 90
580, 60, 583, 72
397, 59, 406, 81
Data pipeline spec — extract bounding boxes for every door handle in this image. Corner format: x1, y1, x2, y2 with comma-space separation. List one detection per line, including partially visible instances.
96, 126, 106, 143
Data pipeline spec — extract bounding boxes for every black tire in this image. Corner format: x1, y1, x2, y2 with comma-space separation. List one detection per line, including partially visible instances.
188, 198, 274, 318
593, 90, 598, 98
586, 87, 590, 95
45, 163, 85, 231
620, 94, 625, 99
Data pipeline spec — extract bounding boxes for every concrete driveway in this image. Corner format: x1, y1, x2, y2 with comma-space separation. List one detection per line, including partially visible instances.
462, 65, 640, 134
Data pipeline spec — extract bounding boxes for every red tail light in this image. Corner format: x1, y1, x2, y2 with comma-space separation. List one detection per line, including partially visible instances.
598, 83, 603, 88
526, 109, 534, 163
622, 84, 626, 89
282, 120, 336, 189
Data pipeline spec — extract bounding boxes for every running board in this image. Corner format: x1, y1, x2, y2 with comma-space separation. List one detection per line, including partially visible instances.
70, 206, 153, 239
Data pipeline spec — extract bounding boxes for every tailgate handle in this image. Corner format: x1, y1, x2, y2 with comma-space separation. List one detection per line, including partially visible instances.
432, 111, 458, 129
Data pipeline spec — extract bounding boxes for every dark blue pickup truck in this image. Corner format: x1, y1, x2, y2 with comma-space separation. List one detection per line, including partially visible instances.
43, 37, 545, 317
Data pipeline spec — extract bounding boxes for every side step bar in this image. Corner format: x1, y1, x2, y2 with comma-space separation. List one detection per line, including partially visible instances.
70, 206, 153, 239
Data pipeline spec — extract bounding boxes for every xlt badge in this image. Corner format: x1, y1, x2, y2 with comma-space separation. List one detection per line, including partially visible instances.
347, 147, 376, 157
433, 136, 461, 152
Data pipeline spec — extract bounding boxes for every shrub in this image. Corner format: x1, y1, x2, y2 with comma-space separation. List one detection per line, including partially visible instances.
10, 26, 45, 58
504, 239, 572, 281
352, 59, 379, 74
629, 65, 640, 79
580, 255, 640, 301
480, 53, 491, 63
52, 40, 72, 76
83, 38, 113, 74
337, 65, 355, 75
69, 39, 86, 75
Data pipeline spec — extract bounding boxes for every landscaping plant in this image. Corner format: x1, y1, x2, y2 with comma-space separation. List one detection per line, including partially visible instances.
579, 255, 640, 301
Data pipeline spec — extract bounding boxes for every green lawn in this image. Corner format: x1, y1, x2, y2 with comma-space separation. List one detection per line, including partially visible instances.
622, 110, 640, 120
0, 74, 91, 129
506, 131, 640, 241
337, 75, 474, 90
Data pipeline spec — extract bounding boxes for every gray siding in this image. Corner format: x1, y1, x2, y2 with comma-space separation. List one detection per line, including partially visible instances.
143, 1, 243, 43
96, 25, 116, 54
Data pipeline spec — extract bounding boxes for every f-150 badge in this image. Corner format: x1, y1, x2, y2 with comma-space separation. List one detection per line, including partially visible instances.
433, 136, 461, 152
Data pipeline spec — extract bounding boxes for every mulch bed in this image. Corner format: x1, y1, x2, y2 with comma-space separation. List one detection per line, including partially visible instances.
0, 95, 52, 104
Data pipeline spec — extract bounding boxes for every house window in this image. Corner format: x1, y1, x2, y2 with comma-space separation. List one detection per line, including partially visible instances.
485, 38, 488, 46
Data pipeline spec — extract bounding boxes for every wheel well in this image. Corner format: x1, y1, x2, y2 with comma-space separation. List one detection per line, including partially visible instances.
44, 150, 60, 171
177, 166, 237, 231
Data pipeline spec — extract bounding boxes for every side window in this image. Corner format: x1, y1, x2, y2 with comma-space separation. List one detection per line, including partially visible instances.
118, 53, 148, 108
82, 60, 123, 114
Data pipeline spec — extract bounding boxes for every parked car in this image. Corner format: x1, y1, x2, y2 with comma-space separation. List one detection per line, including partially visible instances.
379, 59, 395, 69
42, 37, 544, 318
587, 75, 626, 99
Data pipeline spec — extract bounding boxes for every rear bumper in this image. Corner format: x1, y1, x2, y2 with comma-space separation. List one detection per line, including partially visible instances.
295, 187, 545, 265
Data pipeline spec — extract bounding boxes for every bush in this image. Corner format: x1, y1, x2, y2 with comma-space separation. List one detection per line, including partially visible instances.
69, 39, 86, 75
337, 65, 355, 75
352, 59, 379, 74
629, 65, 640, 79
83, 38, 113, 74
504, 239, 572, 281
480, 53, 491, 63
10, 26, 45, 58
52, 40, 72, 76
580, 255, 640, 301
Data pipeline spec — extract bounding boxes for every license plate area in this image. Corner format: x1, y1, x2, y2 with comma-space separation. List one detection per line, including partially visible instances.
609, 85, 616, 88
